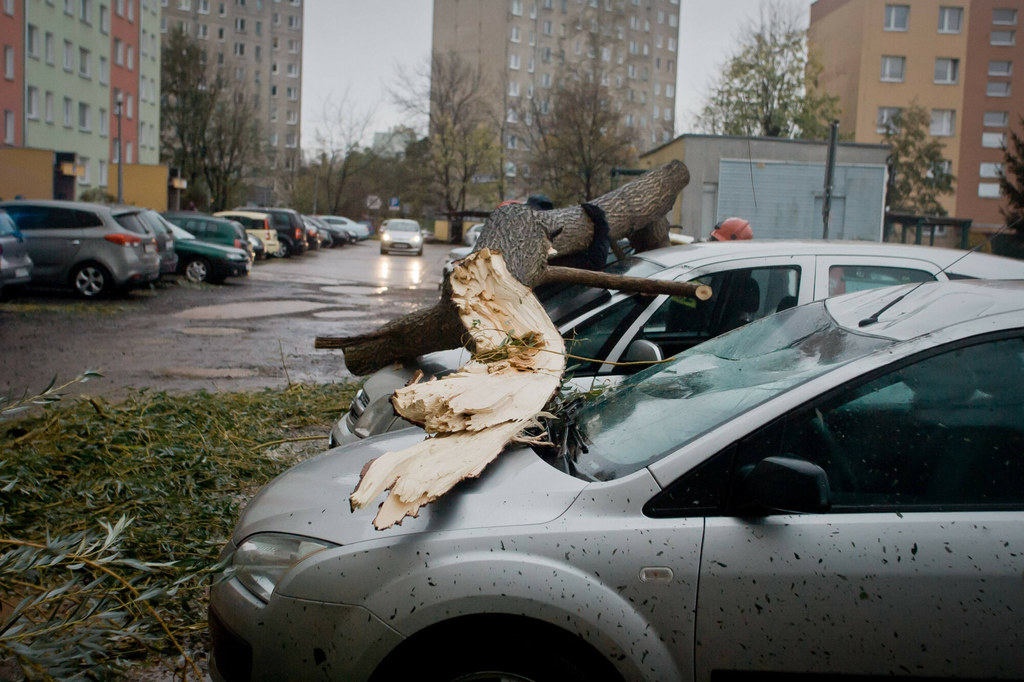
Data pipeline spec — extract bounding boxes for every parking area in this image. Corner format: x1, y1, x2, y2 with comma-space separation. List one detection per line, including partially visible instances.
0, 240, 452, 402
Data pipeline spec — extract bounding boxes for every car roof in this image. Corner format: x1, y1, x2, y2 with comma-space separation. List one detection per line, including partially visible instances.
826, 279, 1024, 342
0, 199, 113, 213
633, 239, 1024, 277
215, 210, 270, 220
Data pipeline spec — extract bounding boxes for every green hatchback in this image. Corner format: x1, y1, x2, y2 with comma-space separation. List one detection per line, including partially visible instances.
162, 222, 251, 284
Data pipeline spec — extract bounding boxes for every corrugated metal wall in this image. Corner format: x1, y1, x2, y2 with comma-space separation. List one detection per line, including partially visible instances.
717, 159, 886, 241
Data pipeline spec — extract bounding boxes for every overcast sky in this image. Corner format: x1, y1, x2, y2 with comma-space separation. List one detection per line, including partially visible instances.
300, 0, 812, 153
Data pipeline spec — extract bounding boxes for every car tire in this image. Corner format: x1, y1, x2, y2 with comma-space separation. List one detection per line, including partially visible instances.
70, 262, 113, 298
276, 240, 291, 258
373, 621, 616, 682
183, 257, 212, 283
380, 245, 387, 255
416, 248, 423, 257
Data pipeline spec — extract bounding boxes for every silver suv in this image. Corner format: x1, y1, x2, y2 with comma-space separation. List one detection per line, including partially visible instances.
0, 200, 160, 298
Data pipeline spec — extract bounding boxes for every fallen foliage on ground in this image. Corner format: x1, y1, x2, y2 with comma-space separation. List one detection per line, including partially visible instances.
0, 375, 358, 680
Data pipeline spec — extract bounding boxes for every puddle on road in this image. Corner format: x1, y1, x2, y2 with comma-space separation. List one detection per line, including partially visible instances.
320, 285, 389, 296
155, 367, 259, 379
179, 327, 246, 336
312, 310, 371, 319
174, 300, 334, 320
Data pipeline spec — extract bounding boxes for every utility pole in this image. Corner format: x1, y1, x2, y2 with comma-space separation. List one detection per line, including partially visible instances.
115, 94, 124, 204
822, 120, 839, 240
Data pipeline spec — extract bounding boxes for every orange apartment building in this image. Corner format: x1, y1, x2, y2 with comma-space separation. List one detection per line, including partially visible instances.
809, 0, 1022, 231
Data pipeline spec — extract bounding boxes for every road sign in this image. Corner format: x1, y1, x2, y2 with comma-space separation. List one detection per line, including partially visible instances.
389, 197, 400, 211
366, 195, 382, 210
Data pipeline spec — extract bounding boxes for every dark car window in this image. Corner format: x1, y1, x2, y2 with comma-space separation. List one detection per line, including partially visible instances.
114, 212, 151, 234
3, 205, 92, 230
726, 334, 1024, 512
0, 212, 17, 236
828, 264, 935, 296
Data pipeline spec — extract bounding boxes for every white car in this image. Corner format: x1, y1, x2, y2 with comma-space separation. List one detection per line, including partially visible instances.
315, 215, 370, 241
210, 279, 1024, 682
379, 218, 423, 256
331, 239, 1024, 447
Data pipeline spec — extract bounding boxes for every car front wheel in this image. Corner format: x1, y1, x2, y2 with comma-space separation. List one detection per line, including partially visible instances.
71, 262, 113, 298
380, 245, 388, 255
183, 257, 212, 283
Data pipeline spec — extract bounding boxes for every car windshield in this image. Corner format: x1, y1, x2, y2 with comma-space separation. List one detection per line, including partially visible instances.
386, 221, 419, 232
565, 301, 894, 481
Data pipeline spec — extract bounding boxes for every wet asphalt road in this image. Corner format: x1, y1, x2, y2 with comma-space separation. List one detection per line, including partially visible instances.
0, 240, 452, 403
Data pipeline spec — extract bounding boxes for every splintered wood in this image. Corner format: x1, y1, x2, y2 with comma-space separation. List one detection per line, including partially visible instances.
349, 249, 566, 530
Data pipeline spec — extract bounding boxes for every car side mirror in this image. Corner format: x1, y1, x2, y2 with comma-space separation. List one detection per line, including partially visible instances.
623, 339, 663, 365
735, 456, 831, 515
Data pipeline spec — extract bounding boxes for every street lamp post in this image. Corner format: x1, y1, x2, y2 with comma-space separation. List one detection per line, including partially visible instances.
114, 94, 124, 204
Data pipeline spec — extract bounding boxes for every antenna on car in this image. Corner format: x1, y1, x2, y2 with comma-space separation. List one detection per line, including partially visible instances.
858, 217, 1021, 328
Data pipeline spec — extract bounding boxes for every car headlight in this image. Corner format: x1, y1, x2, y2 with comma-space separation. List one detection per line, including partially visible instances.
381, 233, 392, 241
233, 533, 337, 602
411, 235, 422, 244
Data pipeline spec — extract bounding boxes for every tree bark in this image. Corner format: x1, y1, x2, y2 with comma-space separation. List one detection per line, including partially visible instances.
315, 160, 690, 376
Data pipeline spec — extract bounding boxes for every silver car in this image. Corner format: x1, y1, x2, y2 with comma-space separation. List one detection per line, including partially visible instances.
0, 209, 33, 297
0, 200, 160, 298
333, 239, 1024, 447
379, 218, 423, 256
210, 279, 1024, 681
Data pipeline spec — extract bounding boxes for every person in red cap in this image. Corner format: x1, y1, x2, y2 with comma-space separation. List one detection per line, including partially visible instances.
710, 217, 753, 241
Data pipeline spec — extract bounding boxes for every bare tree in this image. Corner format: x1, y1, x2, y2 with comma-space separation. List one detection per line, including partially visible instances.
311, 93, 377, 215
393, 51, 500, 214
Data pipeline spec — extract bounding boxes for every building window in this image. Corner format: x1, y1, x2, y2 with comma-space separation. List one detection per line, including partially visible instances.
884, 4, 909, 31
100, 5, 109, 32
980, 162, 1004, 178
126, 94, 133, 119
127, 45, 133, 70
99, 107, 106, 135
45, 32, 54, 64
114, 39, 123, 65
880, 55, 905, 81
234, 42, 244, 56
509, 53, 520, 70
978, 182, 1001, 198
985, 111, 1009, 127
99, 56, 108, 83
877, 106, 901, 133
510, 25, 520, 42
3, 110, 13, 144
509, 80, 519, 96
80, 0, 93, 24
930, 109, 956, 136
44, 92, 54, 123
982, 131, 1006, 148
79, 157, 90, 185
64, 40, 74, 70
79, 47, 91, 77
937, 6, 962, 33
3, 46, 12, 79
989, 60, 1013, 76
934, 57, 959, 83
988, 81, 1012, 97
991, 30, 1015, 45
26, 86, 39, 119
511, 0, 523, 16
126, 142, 132, 164
507, 134, 517, 150
993, 8, 1017, 25
78, 102, 91, 131
99, 160, 107, 186
287, 14, 300, 28
286, 86, 297, 100
286, 62, 298, 77
27, 25, 39, 58
235, 18, 245, 32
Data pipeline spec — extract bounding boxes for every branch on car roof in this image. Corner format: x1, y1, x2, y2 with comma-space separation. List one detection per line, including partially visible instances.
314, 160, 691, 376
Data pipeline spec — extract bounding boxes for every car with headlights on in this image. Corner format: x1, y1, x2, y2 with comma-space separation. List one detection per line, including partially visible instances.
333, 239, 1024, 447
378, 218, 423, 255
210, 278, 1024, 682
163, 221, 251, 284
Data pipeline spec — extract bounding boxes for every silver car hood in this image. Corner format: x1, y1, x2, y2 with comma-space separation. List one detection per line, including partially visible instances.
233, 429, 587, 547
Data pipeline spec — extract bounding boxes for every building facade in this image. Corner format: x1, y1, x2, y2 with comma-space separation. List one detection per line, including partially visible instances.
809, 0, 1023, 230
1, 0, 162, 204
160, 0, 304, 203
432, 0, 681, 196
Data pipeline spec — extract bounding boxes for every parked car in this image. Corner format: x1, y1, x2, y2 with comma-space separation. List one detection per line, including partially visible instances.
137, 210, 179, 278
161, 221, 251, 284
0, 200, 160, 298
333, 239, 1024, 447
379, 218, 423, 256
214, 210, 282, 258
242, 207, 308, 257
301, 217, 323, 250
305, 215, 351, 247
0, 209, 33, 298
463, 222, 484, 246
163, 212, 254, 262
316, 215, 369, 241
210, 278, 1024, 682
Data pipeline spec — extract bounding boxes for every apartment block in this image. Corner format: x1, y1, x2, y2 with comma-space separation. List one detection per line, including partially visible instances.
432, 0, 681, 194
810, 0, 1023, 229
1, 0, 160, 202
161, 0, 304, 200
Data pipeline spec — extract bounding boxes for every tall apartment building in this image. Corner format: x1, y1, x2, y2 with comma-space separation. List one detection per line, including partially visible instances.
432, 0, 681, 195
160, 0, 304, 202
1, 0, 161, 203
809, 0, 1022, 230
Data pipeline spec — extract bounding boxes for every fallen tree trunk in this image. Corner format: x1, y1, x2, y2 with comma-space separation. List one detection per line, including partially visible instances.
315, 160, 691, 375
350, 249, 564, 529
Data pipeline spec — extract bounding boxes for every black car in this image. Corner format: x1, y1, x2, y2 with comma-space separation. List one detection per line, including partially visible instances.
240, 207, 308, 257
